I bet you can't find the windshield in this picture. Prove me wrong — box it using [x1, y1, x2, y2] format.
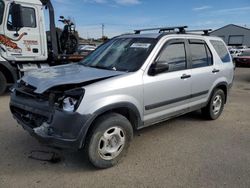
[239, 51, 250, 56]
[80, 38, 156, 72]
[0, 0, 4, 25]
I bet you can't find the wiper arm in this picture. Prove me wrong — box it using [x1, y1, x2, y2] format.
[89, 65, 113, 71]
[81, 64, 128, 72]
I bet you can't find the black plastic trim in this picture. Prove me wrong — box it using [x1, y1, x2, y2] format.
[93, 102, 142, 127]
[10, 92, 91, 150]
[145, 90, 209, 110]
[208, 82, 229, 104]
[77, 102, 143, 148]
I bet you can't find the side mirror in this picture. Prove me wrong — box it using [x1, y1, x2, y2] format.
[60, 16, 64, 19]
[11, 4, 24, 29]
[149, 61, 169, 76]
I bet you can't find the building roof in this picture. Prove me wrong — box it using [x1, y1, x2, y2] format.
[211, 24, 250, 34]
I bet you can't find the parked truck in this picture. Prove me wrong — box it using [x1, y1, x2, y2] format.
[0, 0, 83, 95]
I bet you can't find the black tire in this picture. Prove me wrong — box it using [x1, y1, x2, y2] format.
[86, 113, 133, 169]
[0, 72, 7, 95]
[202, 89, 225, 120]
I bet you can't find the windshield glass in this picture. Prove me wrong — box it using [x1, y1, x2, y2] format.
[80, 38, 156, 72]
[240, 51, 250, 56]
[0, 0, 4, 25]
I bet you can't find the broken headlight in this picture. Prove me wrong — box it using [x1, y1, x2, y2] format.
[61, 88, 85, 112]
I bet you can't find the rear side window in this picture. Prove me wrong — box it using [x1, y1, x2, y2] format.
[189, 42, 213, 68]
[210, 40, 231, 63]
[157, 43, 187, 72]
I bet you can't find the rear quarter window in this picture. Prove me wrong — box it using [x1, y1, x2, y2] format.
[210, 40, 231, 63]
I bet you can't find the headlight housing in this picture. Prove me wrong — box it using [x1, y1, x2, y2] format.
[61, 88, 85, 112]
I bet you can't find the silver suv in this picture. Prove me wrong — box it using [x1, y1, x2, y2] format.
[10, 26, 234, 168]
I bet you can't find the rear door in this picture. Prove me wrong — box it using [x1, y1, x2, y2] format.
[187, 39, 217, 106]
[209, 40, 234, 85]
[143, 39, 192, 125]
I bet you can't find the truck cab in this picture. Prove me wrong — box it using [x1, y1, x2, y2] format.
[0, 0, 48, 62]
[0, 0, 82, 95]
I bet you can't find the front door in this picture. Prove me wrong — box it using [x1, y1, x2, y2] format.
[3, 2, 43, 60]
[143, 39, 192, 126]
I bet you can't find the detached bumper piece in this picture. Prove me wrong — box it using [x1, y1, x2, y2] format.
[10, 92, 90, 150]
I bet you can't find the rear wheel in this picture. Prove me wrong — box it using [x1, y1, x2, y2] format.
[86, 113, 133, 169]
[0, 72, 7, 95]
[202, 89, 225, 120]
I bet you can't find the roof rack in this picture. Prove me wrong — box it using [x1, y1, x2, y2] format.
[134, 26, 188, 34]
[185, 29, 212, 36]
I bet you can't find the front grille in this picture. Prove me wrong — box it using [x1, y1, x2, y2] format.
[10, 106, 49, 129]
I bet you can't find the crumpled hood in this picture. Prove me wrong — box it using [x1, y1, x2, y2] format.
[21, 64, 125, 93]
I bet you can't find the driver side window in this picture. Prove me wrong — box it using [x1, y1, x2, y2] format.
[7, 9, 13, 30]
[157, 42, 187, 72]
[7, 5, 36, 31]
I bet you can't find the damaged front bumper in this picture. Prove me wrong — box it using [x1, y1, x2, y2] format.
[10, 91, 92, 150]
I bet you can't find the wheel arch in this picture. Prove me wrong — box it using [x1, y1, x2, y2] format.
[80, 102, 142, 148]
[0, 61, 17, 84]
[211, 82, 228, 104]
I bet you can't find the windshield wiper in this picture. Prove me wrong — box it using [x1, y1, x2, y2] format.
[81, 64, 128, 72]
[79, 63, 111, 70]
[89, 65, 114, 71]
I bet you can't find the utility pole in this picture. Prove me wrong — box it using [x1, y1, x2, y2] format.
[101, 23, 104, 38]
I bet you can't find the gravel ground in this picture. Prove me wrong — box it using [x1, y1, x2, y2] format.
[0, 68, 249, 188]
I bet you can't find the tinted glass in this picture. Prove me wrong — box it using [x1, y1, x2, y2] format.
[0, 0, 4, 25]
[206, 45, 213, 65]
[22, 7, 36, 27]
[190, 43, 213, 68]
[157, 43, 186, 72]
[8, 6, 36, 30]
[80, 38, 156, 72]
[210, 40, 231, 63]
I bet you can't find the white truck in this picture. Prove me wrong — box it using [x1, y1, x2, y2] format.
[0, 0, 82, 95]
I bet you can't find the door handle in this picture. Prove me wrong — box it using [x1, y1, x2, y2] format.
[181, 74, 191, 79]
[212, 69, 220, 73]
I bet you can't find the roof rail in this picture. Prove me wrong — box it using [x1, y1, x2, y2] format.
[134, 26, 188, 34]
[186, 29, 212, 36]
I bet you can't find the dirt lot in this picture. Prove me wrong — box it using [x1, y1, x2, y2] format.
[0, 68, 250, 188]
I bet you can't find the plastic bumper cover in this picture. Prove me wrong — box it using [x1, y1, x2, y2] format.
[10, 93, 92, 150]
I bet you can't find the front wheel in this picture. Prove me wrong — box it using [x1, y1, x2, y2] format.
[86, 113, 133, 169]
[202, 89, 225, 120]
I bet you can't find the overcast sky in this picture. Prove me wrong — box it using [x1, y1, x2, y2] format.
[49, 0, 250, 39]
